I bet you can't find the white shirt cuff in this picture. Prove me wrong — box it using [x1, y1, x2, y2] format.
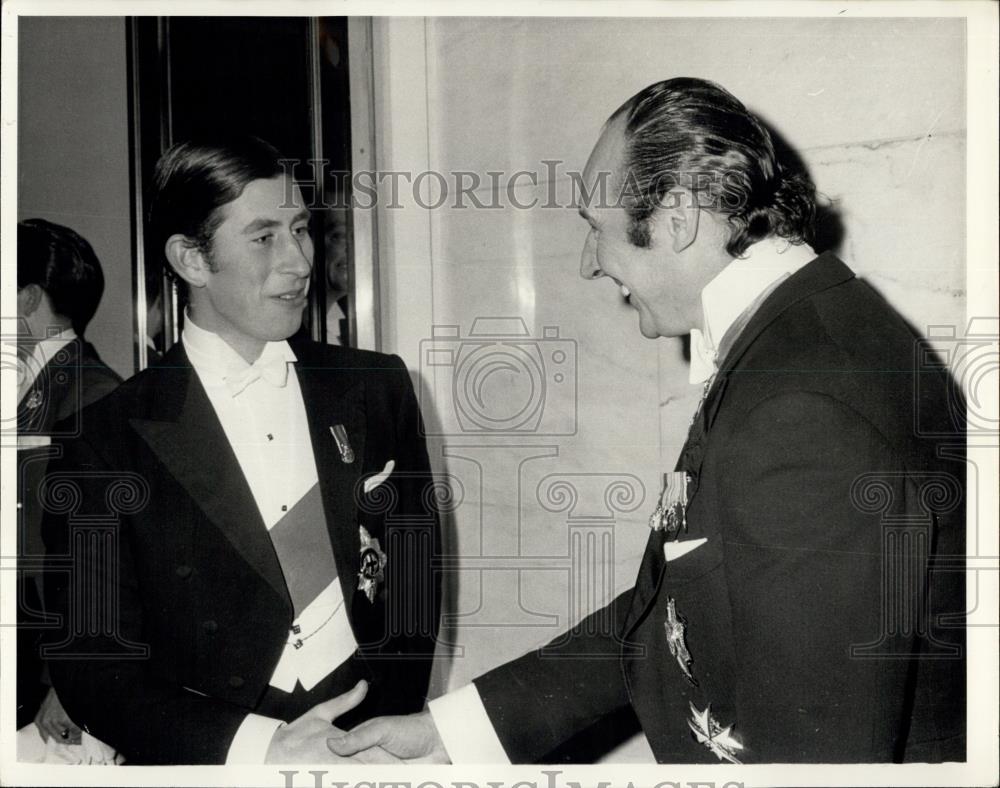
[225, 713, 285, 764]
[428, 684, 510, 764]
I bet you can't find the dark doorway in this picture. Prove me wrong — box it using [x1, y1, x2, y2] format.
[127, 16, 355, 369]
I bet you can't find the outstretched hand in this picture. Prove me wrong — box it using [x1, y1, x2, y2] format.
[327, 711, 449, 764]
[265, 680, 401, 764]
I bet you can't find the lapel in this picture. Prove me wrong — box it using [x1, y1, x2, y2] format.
[288, 338, 368, 622]
[128, 342, 291, 609]
[621, 253, 856, 639]
[714, 252, 855, 384]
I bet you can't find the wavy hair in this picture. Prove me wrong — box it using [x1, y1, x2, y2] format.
[611, 78, 816, 257]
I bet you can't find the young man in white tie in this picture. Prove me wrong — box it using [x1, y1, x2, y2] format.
[40, 137, 441, 764]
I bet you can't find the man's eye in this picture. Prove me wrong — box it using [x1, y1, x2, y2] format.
[251, 234, 273, 245]
[293, 225, 310, 237]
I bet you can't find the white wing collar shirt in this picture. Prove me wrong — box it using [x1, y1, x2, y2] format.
[688, 237, 817, 384]
[182, 316, 358, 762]
[427, 237, 819, 763]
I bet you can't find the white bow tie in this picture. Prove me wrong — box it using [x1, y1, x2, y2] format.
[224, 356, 290, 396]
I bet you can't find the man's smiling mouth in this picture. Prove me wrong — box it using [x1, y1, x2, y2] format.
[609, 277, 631, 299]
[273, 284, 309, 304]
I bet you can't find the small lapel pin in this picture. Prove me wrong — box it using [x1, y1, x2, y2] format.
[357, 525, 387, 603]
[24, 390, 43, 411]
[330, 424, 355, 464]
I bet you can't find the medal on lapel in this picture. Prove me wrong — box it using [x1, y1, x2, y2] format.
[664, 597, 697, 686]
[330, 424, 355, 464]
[357, 525, 387, 603]
[687, 702, 744, 764]
[648, 471, 690, 536]
[24, 389, 43, 411]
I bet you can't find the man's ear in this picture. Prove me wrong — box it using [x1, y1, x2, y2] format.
[656, 187, 701, 253]
[164, 235, 212, 289]
[17, 283, 44, 317]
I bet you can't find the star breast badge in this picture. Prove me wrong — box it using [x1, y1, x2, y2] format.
[357, 525, 387, 603]
[664, 597, 697, 686]
[687, 702, 744, 764]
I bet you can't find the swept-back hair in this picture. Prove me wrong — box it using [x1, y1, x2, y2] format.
[148, 136, 286, 277]
[17, 218, 106, 335]
[611, 78, 816, 257]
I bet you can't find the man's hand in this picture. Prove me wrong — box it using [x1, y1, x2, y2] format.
[265, 680, 400, 764]
[327, 711, 449, 763]
[34, 687, 82, 745]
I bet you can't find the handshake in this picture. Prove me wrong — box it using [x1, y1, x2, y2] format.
[264, 680, 451, 764]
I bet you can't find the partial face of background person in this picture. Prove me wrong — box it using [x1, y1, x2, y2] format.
[166, 174, 313, 361]
[326, 204, 350, 297]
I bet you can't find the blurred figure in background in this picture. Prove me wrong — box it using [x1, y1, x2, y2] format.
[324, 199, 351, 346]
[15, 218, 122, 761]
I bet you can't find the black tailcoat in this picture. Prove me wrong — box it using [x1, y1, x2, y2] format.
[42, 339, 441, 763]
[475, 254, 966, 763]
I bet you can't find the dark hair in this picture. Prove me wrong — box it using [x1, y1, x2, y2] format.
[147, 136, 286, 281]
[17, 219, 106, 335]
[611, 78, 816, 257]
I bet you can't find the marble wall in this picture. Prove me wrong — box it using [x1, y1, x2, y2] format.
[371, 16, 966, 762]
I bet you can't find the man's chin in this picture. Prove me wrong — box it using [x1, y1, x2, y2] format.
[259, 321, 305, 343]
[637, 315, 661, 340]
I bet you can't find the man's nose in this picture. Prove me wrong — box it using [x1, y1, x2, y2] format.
[283, 234, 313, 277]
[579, 231, 602, 280]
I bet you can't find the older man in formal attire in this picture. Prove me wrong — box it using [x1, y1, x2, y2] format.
[328, 77, 966, 764]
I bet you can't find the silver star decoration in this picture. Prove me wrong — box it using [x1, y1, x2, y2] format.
[357, 525, 387, 603]
[687, 702, 744, 764]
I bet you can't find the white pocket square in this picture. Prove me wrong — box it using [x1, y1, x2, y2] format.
[663, 537, 707, 562]
[363, 460, 395, 494]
